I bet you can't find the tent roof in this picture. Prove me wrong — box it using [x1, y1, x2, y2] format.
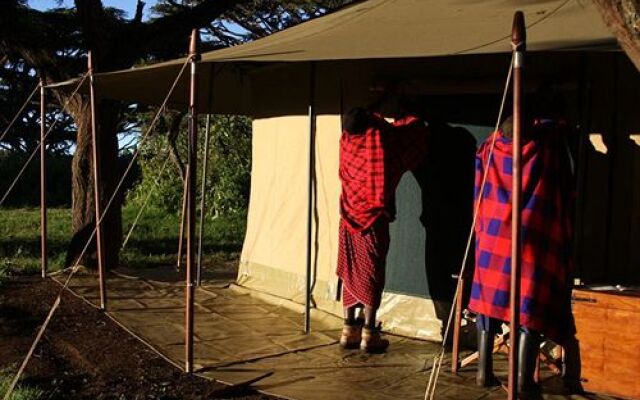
[47, 0, 618, 113]
[199, 0, 616, 62]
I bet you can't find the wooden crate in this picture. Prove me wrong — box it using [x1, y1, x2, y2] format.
[572, 288, 640, 399]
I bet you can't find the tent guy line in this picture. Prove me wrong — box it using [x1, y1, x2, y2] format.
[424, 53, 514, 400]
[0, 83, 40, 143]
[1, 57, 191, 400]
[452, 0, 571, 56]
[0, 73, 89, 208]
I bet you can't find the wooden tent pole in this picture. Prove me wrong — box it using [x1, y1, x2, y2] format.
[177, 170, 188, 270]
[304, 62, 317, 334]
[39, 77, 48, 279]
[185, 29, 200, 374]
[89, 50, 107, 311]
[508, 11, 526, 400]
[196, 114, 211, 286]
[451, 276, 464, 373]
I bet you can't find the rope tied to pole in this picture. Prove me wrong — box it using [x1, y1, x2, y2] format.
[423, 54, 514, 400]
[1, 58, 190, 400]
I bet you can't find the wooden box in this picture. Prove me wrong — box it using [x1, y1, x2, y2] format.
[572, 288, 640, 399]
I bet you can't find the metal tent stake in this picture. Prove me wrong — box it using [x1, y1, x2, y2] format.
[185, 29, 200, 374]
[40, 78, 48, 279]
[89, 51, 107, 311]
[304, 62, 317, 334]
[508, 11, 526, 400]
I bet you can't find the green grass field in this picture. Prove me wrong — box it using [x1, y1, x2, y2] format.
[0, 368, 45, 400]
[0, 207, 246, 283]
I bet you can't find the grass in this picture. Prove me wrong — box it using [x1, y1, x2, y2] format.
[0, 368, 45, 400]
[0, 206, 246, 281]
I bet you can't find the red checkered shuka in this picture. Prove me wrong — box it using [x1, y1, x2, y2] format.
[337, 112, 428, 308]
[337, 218, 390, 308]
[468, 120, 575, 344]
[338, 113, 428, 232]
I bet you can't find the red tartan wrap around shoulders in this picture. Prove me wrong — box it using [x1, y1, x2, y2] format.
[337, 112, 428, 308]
[339, 113, 428, 233]
[469, 120, 576, 344]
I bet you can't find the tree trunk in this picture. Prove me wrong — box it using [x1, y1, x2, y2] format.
[68, 95, 122, 269]
[594, 0, 640, 71]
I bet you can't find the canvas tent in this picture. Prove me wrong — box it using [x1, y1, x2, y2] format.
[49, 0, 640, 341]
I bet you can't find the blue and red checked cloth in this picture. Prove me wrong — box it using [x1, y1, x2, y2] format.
[468, 120, 576, 345]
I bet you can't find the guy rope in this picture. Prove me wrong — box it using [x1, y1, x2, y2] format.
[2, 56, 191, 400]
[424, 11, 528, 400]
[0, 84, 40, 143]
[423, 50, 515, 400]
[0, 74, 88, 207]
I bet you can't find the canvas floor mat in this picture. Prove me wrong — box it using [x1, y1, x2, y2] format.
[53, 268, 339, 371]
[53, 269, 616, 400]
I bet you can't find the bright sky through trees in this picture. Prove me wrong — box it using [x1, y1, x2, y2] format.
[31, 0, 158, 19]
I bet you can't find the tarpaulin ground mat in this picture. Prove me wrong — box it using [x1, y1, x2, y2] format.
[54, 269, 617, 400]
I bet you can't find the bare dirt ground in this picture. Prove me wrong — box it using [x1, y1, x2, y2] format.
[0, 276, 279, 400]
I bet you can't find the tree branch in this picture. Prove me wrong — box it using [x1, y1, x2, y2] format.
[593, 0, 640, 70]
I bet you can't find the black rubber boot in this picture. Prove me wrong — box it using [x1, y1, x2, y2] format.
[517, 330, 542, 399]
[476, 329, 496, 387]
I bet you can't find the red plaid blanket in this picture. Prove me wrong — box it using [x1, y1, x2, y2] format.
[337, 218, 390, 308]
[468, 120, 575, 344]
[337, 111, 428, 307]
[339, 112, 427, 232]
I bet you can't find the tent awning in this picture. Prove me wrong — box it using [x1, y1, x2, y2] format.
[47, 0, 618, 114]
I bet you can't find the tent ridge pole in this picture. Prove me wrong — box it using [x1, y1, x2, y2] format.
[89, 50, 107, 311]
[40, 76, 47, 279]
[304, 62, 317, 334]
[185, 29, 200, 374]
[508, 11, 526, 400]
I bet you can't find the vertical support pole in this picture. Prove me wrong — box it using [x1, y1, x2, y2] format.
[508, 11, 526, 400]
[177, 171, 188, 270]
[39, 78, 48, 279]
[304, 62, 316, 334]
[89, 50, 107, 311]
[451, 276, 464, 373]
[185, 29, 200, 374]
[196, 114, 212, 286]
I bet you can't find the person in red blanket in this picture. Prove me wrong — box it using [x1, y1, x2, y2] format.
[470, 88, 576, 395]
[337, 98, 428, 353]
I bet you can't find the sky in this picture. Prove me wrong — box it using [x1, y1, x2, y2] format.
[30, 0, 159, 19]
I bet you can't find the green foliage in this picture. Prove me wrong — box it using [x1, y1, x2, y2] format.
[120, 207, 246, 269]
[127, 114, 252, 218]
[0, 206, 246, 279]
[0, 208, 72, 278]
[0, 368, 46, 400]
[0, 152, 73, 207]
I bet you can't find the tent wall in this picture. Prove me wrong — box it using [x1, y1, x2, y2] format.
[575, 53, 640, 285]
[239, 51, 640, 341]
[238, 115, 444, 340]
